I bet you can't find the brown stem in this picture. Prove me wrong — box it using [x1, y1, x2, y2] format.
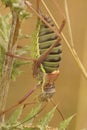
[0, 11, 21, 122]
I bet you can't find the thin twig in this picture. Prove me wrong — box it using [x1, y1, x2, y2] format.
[64, 0, 87, 79]
[64, 0, 74, 48]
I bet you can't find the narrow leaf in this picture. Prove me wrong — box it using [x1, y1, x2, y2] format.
[58, 114, 75, 130]
[22, 103, 42, 124]
[16, 45, 30, 55]
[8, 105, 24, 124]
[37, 106, 56, 130]
[0, 45, 5, 75]
[11, 60, 29, 80]
[0, 14, 10, 50]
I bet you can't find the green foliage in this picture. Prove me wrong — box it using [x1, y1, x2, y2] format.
[0, 46, 5, 76]
[0, 105, 24, 130]
[22, 103, 42, 124]
[7, 105, 24, 124]
[0, 14, 10, 50]
[0, 104, 74, 130]
[0, 14, 11, 76]
[15, 45, 30, 56]
[37, 106, 56, 130]
[11, 45, 30, 80]
[11, 60, 28, 80]
[58, 114, 75, 130]
[1, 0, 31, 20]
[0, 104, 42, 130]
[1, 0, 24, 10]
[0, 13, 30, 80]
[19, 30, 31, 40]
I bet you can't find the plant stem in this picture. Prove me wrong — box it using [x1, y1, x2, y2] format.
[0, 11, 21, 122]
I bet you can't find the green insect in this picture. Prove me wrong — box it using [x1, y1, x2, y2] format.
[28, 0, 65, 102]
[0, 0, 65, 120]
[0, 1, 87, 128]
[32, 15, 63, 102]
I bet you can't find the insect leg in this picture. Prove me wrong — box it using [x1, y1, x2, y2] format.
[0, 86, 37, 116]
[51, 98, 64, 120]
[6, 52, 35, 62]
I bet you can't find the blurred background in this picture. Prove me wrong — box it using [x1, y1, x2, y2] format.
[0, 0, 87, 130]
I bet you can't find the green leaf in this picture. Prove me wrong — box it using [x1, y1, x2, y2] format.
[12, 104, 42, 130]
[11, 42, 31, 81]
[37, 106, 56, 130]
[0, 122, 11, 130]
[16, 45, 30, 55]
[7, 105, 24, 124]
[0, 45, 5, 76]
[22, 103, 42, 124]
[18, 29, 31, 40]
[2, 0, 32, 20]
[11, 60, 29, 80]
[58, 114, 75, 130]
[0, 14, 11, 50]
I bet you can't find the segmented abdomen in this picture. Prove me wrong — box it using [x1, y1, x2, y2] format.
[38, 16, 62, 73]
